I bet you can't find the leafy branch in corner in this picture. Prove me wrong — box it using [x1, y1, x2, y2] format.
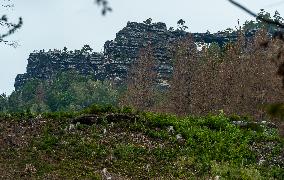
[95, 0, 112, 15]
[1, 0, 23, 47]
[228, 0, 284, 29]
[229, 0, 284, 123]
[0, 15, 23, 47]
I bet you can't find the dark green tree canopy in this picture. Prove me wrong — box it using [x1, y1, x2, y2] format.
[177, 19, 188, 31]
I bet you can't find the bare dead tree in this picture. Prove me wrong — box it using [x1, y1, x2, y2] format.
[227, 1, 284, 136]
[190, 30, 284, 120]
[165, 35, 199, 116]
[119, 45, 158, 111]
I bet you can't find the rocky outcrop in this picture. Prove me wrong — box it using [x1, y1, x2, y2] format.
[103, 21, 183, 82]
[15, 49, 105, 90]
[14, 20, 250, 90]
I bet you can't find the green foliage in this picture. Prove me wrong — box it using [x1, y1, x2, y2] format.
[113, 144, 146, 160]
[0, 109, 283, 179]
[242, 10, 284, 32]
[42, 111, 78, 120]
[177, 19, 188, 31]
[37, 133, 59, 152]
[206, 42, 223, 61]
[211, 162, 262, 180]
[0, 93, 8, 112]
[5, 71, 119, 113]
[265, 103, 284, 121]
[82, 103, 119, 115]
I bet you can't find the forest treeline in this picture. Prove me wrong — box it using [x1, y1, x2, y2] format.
[1, 30, 283, 118]
[1, 11, 284, 132]
[0, 72, 119, 112]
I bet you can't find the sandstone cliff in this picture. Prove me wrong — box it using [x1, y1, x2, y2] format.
[15, 20, 246, 90]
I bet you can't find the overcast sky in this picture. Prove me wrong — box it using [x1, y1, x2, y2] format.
[1, 0, 284, 94]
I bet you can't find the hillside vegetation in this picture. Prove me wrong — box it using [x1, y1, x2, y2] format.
[0, 105, 283, 179]
[2, 14, 284, 179]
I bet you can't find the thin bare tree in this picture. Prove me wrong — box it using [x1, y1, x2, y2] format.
[120, 45, 158, 111]
[165, 35, 199, 116]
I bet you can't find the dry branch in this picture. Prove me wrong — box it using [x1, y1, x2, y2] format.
[228, 0, 284, 28]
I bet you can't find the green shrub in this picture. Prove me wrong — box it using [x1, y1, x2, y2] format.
[211, 162, 262, 180]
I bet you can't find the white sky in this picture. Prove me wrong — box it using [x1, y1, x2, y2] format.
[1, 0, 284, 94]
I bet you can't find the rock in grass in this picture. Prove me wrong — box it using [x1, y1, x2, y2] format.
[72, 115, 100, 125]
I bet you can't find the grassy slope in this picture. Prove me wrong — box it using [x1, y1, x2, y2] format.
[0, 107, 283, 179]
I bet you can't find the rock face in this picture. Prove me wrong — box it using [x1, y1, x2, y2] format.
[14, 21, 243, 90]
[15, 49, 105, 90]
[103, 21, 186, 83]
